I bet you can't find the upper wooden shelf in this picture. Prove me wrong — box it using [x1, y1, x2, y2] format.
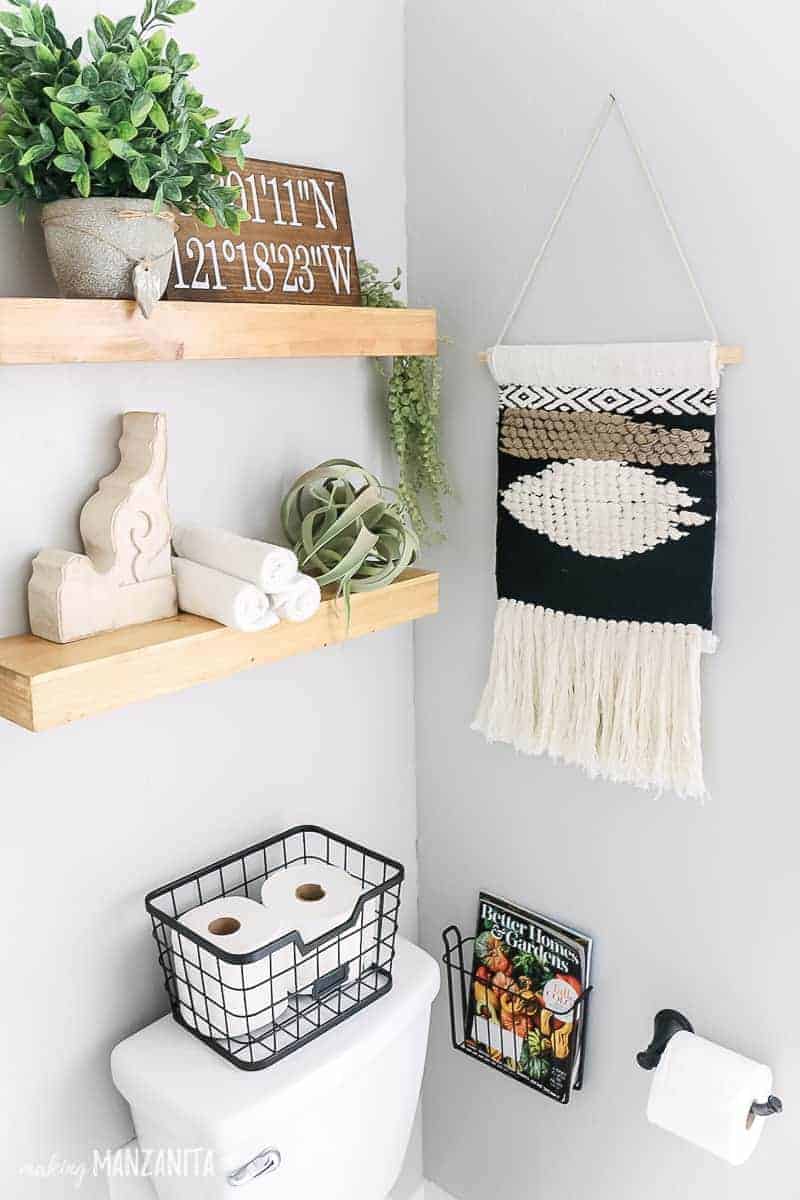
[0, 299, 438, 365]
[0, 568, 438, 732]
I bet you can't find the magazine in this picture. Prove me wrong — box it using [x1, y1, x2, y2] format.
[465, 892, 592, 1104]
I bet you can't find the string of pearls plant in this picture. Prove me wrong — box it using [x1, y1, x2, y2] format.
[281, 459, 419, 626]
[359, 260, 451, 543]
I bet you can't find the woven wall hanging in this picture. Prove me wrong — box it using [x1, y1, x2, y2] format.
[473, 96, 732, 798]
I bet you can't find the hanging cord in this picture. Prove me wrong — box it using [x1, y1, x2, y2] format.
[495, 94, 615, 346]
[40, 208, 176, 267]
[613, 96, 717, 342]
[494, 93, 718, 346]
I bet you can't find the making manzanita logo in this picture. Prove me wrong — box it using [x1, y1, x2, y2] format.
[19, 1145, 216, 1188]
[19, 1156, 89, 1190]
[95, 1145, 216, 1179]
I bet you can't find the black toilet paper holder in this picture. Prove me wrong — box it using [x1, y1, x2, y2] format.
[637, 1009, 783, 1120]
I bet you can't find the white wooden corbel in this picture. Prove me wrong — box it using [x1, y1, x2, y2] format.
[28, 412, 177, 643]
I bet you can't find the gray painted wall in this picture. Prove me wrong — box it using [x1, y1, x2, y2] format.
[0, 3, 422, 1196]
[406, 2, 798, 1197]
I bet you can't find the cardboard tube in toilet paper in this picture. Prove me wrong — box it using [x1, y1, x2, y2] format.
[171, 896, 292, 1040]
[647, 1030, 773, 1165]
[259, 863, 372, 990]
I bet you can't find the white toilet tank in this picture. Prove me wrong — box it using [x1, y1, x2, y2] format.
[111, 936, 439, 1200]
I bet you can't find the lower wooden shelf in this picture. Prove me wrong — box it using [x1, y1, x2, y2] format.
[0, 568, 438, 732]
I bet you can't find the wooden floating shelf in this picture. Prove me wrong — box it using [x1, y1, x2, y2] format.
[0, 569, 439, 732]
[0, 298, 438, 365]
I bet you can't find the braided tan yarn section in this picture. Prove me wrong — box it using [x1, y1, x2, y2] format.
[500, 410, 711, 467]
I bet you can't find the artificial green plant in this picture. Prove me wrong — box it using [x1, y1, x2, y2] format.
[358, 259, 450, 543]
[0, 0, 250, 228]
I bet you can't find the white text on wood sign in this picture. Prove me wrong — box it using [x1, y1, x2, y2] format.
[166, 158, 360, 305]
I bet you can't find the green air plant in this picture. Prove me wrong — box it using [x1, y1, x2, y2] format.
[281, 459, 419, 628]
[0, 0, 250, 228]
[358, 259, 450, 543]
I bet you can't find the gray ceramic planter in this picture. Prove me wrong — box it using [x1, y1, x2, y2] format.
[40, 196, 176, 317]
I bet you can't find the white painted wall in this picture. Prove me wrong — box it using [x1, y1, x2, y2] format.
[0, 3, 422, 1197]
[406, 2, 799, 1197]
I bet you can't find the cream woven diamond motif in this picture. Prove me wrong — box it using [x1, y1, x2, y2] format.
[501, 459, 710, 559]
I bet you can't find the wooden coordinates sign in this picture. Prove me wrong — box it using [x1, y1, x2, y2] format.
[166, 158, 360, 305]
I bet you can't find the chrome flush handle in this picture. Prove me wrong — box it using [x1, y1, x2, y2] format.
[228, 1147, 282, 1187]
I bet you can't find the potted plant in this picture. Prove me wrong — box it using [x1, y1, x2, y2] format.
[0, 0, 250, 315]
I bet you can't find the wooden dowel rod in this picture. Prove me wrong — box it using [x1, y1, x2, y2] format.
[478, 345, 743, 365]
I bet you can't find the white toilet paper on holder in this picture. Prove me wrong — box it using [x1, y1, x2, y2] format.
[646, 1030, 774, 1165]
[171, 896, 292, 1041]
[260, 862, 377, 993]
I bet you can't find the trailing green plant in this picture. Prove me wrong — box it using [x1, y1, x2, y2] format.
[358, 259, 450, 542]
[281, 459, 419, 628]
[385, 353, 448, 541]
[0, 0, 250, 227]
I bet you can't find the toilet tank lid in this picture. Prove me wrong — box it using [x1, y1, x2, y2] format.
[111, 936, 439, 1151]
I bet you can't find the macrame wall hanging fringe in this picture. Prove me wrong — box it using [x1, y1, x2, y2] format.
[472, 95, 730, 799]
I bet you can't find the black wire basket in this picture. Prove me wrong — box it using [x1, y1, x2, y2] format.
[146, 826, 404, 1070]
[443, 925, 591, 1102]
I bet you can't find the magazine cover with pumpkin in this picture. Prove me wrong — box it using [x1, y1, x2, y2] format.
[466, 892, 591, 1104]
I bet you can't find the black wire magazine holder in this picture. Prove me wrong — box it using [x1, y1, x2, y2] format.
[443, 925, 592, 1102]
[146, 826, 403, 1071]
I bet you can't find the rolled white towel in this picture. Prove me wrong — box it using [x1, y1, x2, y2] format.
[173, 558, 279, 633]
[269, 573, 322, 623]
[172, 525, 298, 593]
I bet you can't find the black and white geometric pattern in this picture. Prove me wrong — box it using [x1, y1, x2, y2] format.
[498, 383, 718, 417]
[495, 374, 717, 627]
[475, 343, 720, 797]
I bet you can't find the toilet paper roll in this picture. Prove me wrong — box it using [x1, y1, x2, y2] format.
[260, 863, 374, 991]
[171, 896, 292, 1040]
[647, 1030, 773, 1165]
